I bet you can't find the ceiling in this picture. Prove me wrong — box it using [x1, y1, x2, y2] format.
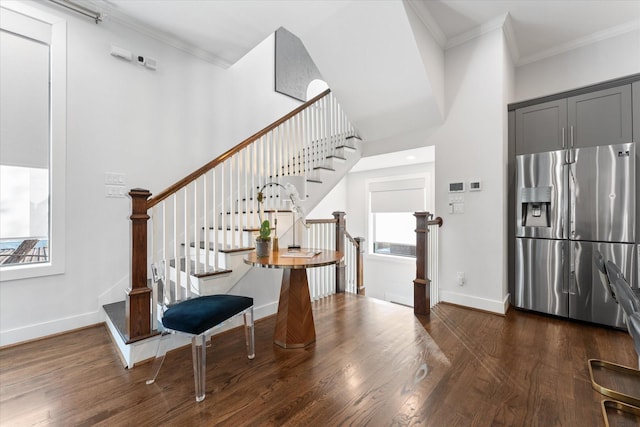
[95, 0, 640, 68]
[83, 0, 639, 168]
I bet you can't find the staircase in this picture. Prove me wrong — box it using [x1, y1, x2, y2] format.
[104, 89, 362, 367]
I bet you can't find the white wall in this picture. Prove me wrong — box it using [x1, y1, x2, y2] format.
[345, 162, 434, 304]
[515, 29, 640, 102]
[0, 2, 300, 346]
[427, 28, 510, 314]
[224, 33, 301, 151]
[308, 177, 348, 219]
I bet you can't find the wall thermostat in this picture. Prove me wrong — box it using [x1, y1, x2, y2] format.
[469, 180, 482, 191]
[449, 182, 464, 192]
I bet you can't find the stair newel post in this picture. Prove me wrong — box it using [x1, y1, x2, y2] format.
[354, 237, 365, 295]
[413, 212, 430, 316]
[127, 188, 153, 341]
[333, 211, 346, 293]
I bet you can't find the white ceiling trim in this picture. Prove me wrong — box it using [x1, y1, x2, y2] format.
[403, 0, 446, 48]
[85, 0, 231, 68]
[516, 18, 640, 66]
[502, 13, 519, 65]
[445, 12, 508, 51]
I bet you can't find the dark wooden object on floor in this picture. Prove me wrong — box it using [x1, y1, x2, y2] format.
[1, 296, 635, 426]
[127, 188, 153, 342]
[274, 269, 316, 348]
[244, 249, 342, 348]
[413, 212, 442, 316]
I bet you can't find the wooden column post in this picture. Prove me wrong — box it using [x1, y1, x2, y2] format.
[127, 188, 153, 342]
[354, 237, 365, 295]
[333, 211, 346, 293]
[413, 212, 430, 316]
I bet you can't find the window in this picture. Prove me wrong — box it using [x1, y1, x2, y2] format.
[372, 212, 416, 257]
[369, 177, 428, 259]
[0, 4, 66, 280]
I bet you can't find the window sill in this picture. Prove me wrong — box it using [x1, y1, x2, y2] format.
[366, 252, 415, 265]
[0, 262, 64, 282]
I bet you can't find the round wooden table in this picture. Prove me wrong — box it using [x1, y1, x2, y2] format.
[244, 249, 343, 348]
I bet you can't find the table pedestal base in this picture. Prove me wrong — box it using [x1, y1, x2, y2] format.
[274, 269, 316, 348]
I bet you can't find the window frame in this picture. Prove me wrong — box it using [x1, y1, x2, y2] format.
[366, 173, 430, 263]
[0, 2, 66, 281]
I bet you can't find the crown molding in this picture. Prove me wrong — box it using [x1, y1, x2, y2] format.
[502, 13, 519, 64]
[403, 0, 446, 48]
[516, 18, 640, 66]
[445, 12, 508, 50]
[84, 0, 232, 68]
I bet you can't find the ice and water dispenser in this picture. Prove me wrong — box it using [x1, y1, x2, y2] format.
[520, 187, 552, 228]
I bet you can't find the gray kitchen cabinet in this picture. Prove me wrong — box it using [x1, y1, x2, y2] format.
[515, 84, 632, 155]
[568, 84, 632, 148]
[515, 99, 566, 155]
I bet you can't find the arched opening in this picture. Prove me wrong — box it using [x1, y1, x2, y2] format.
[306, 79, 329, 101]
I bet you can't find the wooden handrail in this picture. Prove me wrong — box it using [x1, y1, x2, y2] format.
[147, 88, 332, 209]
[344, 230, 359, 248]
[428, 217, 443, 227]
[305, 218, 338, 225]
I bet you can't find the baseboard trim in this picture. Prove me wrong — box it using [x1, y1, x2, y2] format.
[439, 290, 509, 315]
[0, 310, 102, 348]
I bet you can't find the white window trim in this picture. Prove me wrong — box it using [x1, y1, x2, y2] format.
[366, 172, 431, 261]
[0, 2, 66, 281]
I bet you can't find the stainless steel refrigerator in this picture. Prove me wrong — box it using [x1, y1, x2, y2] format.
[515, 142, 637, 328]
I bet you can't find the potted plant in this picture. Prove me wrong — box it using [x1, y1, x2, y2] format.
[255, 190, 272, 257]
[255, 219, 271, 257]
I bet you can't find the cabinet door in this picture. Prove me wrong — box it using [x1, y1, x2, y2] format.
[515, 99, 567, 155]
[568, 84, 632, 148]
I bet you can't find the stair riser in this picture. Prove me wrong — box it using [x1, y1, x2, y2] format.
[206, 229, 256, 247]
[187, 247, 227, 269]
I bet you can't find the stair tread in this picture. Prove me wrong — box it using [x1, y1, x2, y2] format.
[169, 258, 232, 277]
[219, 246, 256, 254]
[208, 226, 260, 231]
[326, 155, 347, 160]
[313, 165, 335, 171]
[185, 241, 255, 254]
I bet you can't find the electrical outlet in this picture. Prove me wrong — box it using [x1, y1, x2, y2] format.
[456, 272, 465, 286]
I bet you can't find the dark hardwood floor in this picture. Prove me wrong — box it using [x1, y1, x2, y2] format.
[1, 294, 637, 426]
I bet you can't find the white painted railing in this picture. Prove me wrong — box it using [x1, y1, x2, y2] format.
[127, 90, 358, 340]
[305, 216, 364, 300]
[427, 220, 440, 308]
[305, 219, 336, 300]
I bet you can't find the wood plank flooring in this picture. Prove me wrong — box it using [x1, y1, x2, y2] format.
[1, 294, 637, 426]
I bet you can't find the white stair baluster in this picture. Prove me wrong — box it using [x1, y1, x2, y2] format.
[203, 172, 210, 271]
[212, 169, 218, 270]
[183, 187, 191, 296]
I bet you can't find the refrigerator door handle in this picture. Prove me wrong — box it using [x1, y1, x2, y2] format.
[561, 242, 569, 293]
[568, 163, 576, 239]
[561, 127, 565, 149]
[569, 271, 577, 295]
[568, 242, 576, 295]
